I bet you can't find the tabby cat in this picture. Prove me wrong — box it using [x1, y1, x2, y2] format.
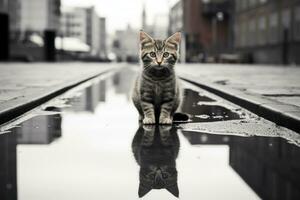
[131, 125, 180, 197]
[132, 31, 181, 124]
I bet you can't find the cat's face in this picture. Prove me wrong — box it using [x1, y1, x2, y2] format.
[139, 31, 181, 75]
[139, 165, 179, 197]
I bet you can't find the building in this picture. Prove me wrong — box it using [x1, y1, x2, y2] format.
[234, 0, 300, 64]
[113, 25, 139, 62]
[141, 5, 168, 39]
[61, 7, 106, 57]
[169, 0, 185, 61]
[152, 14, 169, 39]
[169, 0, 183, 34]
[141, 4, 147, 32]
[169, 0, 233, 62]
[0, 0, 21, 40]
[61, 7, 88, 46]
[20, 0, 61, 34]
[99, 17, 107, 58]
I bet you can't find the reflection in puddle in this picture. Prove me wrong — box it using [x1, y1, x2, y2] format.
[0, 68, 300, 200]
[132, 125, 179, 197]
[181, 88, 242, 122]
[182, 130, 300, 199]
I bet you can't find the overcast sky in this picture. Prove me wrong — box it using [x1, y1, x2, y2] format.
[62, 0, 178, 34]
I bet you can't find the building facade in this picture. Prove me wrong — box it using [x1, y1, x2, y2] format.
[61, 7, 87, 44]
[0, 0, 22, 40]
[20, 0, 61, 33]
[61, 7, 106, 57]
[99, 17, 107, 58]
[113, 25, 139, 62]
[234, 0, 300, 64]
[169, 0, 233, 62]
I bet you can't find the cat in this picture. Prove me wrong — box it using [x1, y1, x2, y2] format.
[132, 31, 182, 125]
[131, 125, 180, 198]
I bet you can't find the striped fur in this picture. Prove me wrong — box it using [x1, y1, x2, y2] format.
[132, 31, 181, 124]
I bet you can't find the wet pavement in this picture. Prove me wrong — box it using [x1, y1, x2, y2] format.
[1, 67, 300, 200]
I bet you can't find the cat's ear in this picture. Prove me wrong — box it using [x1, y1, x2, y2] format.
[140, 30, 154, 43]
[138, 183, 151, 197]
[166, 183, 179, 197]
[166, 32, 181, 45]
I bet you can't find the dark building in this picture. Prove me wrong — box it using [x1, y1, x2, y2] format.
[234, 0, 300, 64]
[0, 131, 17, 200]
[169, 0, 233, 62]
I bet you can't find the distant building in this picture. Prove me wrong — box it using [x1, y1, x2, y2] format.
[152, 14, 169, 39]
[61, 7, 88, 46]
[0, 0, 22, 40]
[141, 5, 168, 39]
[234, 0, 300, 64]
[141, 4, 147, 32]
[0, 0, 6, 13]
[99, 17, 107, 58]
[169, 0, 183, 34]
[8, 0, 21, 39]
[20, 0, 61, 33]
[169, 0, 185, 62]
[169, 0, 233, 62]
[113, 25, 139, 62]
[61, 7, 106, 57]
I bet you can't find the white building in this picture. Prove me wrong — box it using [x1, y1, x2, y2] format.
[99, 17, 107, 58]
[20, 0, 61, 33]
[113, 25, 139, 62]
[152, 13, 169, 39]
[61, 7, 87, 44]
[61, 6, 106, 57]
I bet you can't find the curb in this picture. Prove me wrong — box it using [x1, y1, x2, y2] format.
[180, 76, 300, 134]
[0, 68, 119, 126]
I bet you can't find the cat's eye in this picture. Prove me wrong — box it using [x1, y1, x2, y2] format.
[163, 52, 169, 58]
[150, 52, 156, 57]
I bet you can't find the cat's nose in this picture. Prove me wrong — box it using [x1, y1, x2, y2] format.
[157, 61, 162, 65]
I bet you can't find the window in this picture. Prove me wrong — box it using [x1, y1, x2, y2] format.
[241, 21, 247, 47]
[249, 18, 256, 46]
[234, 23, 240, 47]
[281, 9, 291, 42]
[293, 6, 300, 41]
[258, 15, 267, 45]
[269, 12, 278, 44]
[282, 9, 290, 29]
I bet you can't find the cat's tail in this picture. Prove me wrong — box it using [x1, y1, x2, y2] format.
[173, 112, 190, 122]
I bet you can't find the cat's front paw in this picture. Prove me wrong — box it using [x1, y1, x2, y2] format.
[143, 117, 155, 124]
[159, 117, 173, 125]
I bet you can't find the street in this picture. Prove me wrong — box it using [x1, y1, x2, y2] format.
[0, 63, 300, 200]
[1, 0, 300, 199]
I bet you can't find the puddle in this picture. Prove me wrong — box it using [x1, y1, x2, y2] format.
[0, 67, 300, 200]
[180, 87, 243, 123]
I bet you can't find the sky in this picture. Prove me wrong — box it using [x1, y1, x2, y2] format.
[62, 0, 179, 34]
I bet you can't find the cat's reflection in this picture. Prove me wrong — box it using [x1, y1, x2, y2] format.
[132, 125, 180, 198]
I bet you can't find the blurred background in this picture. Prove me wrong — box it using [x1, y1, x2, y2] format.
[0, 0, 299, 64]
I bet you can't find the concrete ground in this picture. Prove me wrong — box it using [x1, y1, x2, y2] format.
[177, 63, 300, 132]
[0, 62, 126, 124]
